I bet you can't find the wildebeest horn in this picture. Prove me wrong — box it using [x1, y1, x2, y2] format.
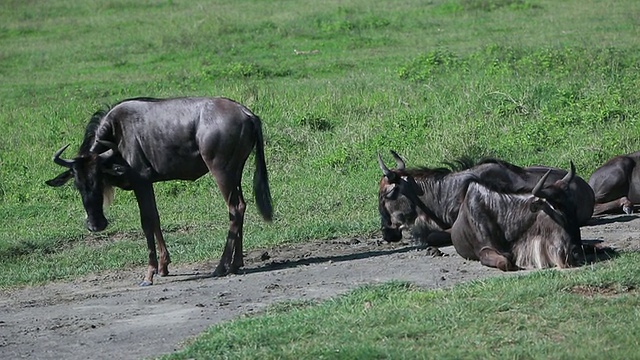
[378, 153, 392, 177]
[96, 140, 118, 153]
[52, 144, 75, 168]
[390, 150, 406, 170]
[561, 161, 576, 184]
[532, 169, 551, 197]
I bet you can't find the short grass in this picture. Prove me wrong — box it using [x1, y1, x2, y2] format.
[3, 0, 640, 357]
[163, 252, 640, 359]
[0, 0, 640, 287]
[1, 0, 639, 288]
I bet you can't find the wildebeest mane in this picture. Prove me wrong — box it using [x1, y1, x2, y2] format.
[441, 156, 477, 172]
[394, 156, 479, 180]
[395, 166, 452, 180]
[79, 109, 109, 155]
[476, 157, 528, 176]
[115, 96, 164, 105]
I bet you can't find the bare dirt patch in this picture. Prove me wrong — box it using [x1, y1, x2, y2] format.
[567, 284, 636, 297]
[0, 214, 638, 360]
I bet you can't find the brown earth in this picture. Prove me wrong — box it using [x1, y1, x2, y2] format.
[0, 214, 638, 360]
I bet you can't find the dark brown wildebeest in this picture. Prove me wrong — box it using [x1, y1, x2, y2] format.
[46, 97, 273, 286]
[588, 151, 640, 215]
[451, 166, 579, 270]
[377, 151, 592, 245]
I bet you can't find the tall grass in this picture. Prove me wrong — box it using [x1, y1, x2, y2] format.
[1, 0, 639, 287]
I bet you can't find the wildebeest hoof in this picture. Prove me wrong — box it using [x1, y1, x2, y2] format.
[424, 246, 444, 257]
[139, 280, 153, 287]
[623, 206, 633, 214]
[158, 268, 169, 277]
[212, 265, 230, 277]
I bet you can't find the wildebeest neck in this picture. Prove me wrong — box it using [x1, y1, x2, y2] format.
[411, 170, 478, 227]
[79, 109, 109, 155]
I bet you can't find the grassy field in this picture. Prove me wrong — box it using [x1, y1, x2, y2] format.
[2, 0, 640, 357]
[164, 253, 640, 359]
[2, 0, 639, 287]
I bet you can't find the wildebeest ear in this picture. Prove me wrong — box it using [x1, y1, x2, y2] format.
[529, 198, 546, 213]
[45, 170, 73, 187]
[103, 164, 126, 177]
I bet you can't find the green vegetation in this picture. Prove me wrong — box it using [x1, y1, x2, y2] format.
[1, 0, 639, 288]
[164, 253, 640, 359]
[0, 0, 640, 287]
[2, 0, 640, 357]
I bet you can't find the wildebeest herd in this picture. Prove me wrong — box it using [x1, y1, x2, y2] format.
[46, 96, 636, 284]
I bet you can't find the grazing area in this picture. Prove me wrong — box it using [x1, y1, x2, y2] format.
[0, 218, 637, 359]
[1, 0, 640, 358]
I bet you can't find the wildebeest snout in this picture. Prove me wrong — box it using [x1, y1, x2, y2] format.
[85, 216, 108, 232]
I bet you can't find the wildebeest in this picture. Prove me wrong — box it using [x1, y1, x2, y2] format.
[451, 167, 580, 270]
[588, 151, 640, 215]
[377, 151, 593, 244]
[46, 97, 273, 286]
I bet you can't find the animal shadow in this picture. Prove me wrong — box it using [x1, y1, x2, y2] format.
[171, 243, 426, 283]
[574, 239, 619, 266]
[586, 214, 637, 226]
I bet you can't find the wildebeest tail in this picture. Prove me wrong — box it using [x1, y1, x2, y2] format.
[252, 115, 274, 222]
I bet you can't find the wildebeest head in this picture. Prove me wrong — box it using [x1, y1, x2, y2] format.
[378, 151, 441, 242]
[46, 143, 127, 232]
[527, 161, 581, 244]
[507, 162, 581, 269]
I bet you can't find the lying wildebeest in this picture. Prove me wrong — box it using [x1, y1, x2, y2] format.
[378, 151, 593, 244]
[46, 97, 273, 285]
[588, 151, 640, 215]
[451, 167, 579, 270]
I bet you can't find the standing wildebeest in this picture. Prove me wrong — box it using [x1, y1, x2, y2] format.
[451, 167, 580, 270]
[588, 151, 640, 215]
[46, 97, 273, 286]
[378, 151, 592, 244]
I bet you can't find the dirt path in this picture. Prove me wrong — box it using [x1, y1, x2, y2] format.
[1, 214, 638, 360]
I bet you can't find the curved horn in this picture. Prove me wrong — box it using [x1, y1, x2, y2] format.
[52, 144, 75, 168]
[96, 140, 118, 154]
[378, 153, 392, 177]
[532, 169, 551, 197]
[561, 161, 575, 184]
[390, 150, 406, 170]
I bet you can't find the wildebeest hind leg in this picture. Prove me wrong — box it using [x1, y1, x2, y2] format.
[478, 247, 516, 271]
[593, 197, 633, 215]
[211, 171, 247, 277]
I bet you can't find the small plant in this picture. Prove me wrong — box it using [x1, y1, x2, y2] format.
[295, 112, 334, 131]
[461, 0, 539, 12]
[397, 49, 461, 82]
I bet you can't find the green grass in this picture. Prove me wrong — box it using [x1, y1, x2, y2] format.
[163, 252, 640, 359]
[1, 0, 639, 288]
[3, 0, 640, 357]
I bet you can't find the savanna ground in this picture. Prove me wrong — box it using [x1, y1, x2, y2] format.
[2, 0, 640, 358]
[0, 215, 636, 360]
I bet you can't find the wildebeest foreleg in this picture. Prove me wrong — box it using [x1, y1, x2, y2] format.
[478, 247, 518, 271]
[593, 196, 633, 215]
[134, 184, 171, 286]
